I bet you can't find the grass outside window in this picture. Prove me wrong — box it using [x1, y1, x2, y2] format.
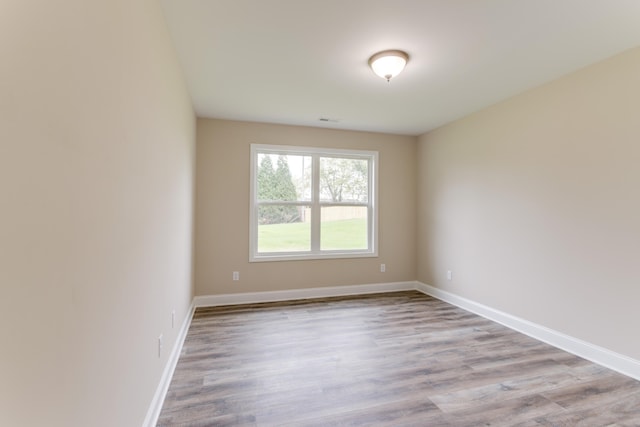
[258, 218, 367, 252]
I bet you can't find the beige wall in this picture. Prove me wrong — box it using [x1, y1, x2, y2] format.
[0, 1, 195, 426]
[417, 47, 640, 360]
[196, 119, 417, 295]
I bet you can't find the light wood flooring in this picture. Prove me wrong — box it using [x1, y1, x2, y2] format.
[158, 291, 640, 426]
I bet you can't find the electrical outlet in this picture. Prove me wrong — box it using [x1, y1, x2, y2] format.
[232, 271, 239, 281]
[380, 263, 386, 273]
[158, 334, 163, 358]
[447, 270, 452, 281]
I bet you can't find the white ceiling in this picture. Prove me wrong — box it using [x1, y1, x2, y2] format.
[160, 0, 640, 136]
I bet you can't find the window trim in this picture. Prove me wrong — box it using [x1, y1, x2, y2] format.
[249, 144, 378, 262]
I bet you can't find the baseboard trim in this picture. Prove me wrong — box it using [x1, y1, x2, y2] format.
[414, 281, 640, 381]
[194, 281, 416, 307]
[142, 302, 195, 427]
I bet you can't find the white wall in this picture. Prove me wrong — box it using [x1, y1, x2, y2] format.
[417, 47, 640, 361]
[0, 1, 195, 426]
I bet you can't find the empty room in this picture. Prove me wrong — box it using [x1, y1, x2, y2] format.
[3, 1, 640, 426]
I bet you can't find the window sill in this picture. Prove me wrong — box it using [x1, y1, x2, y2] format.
[250, 251, 378, 263]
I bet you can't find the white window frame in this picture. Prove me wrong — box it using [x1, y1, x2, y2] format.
[250, 144, 378, 262]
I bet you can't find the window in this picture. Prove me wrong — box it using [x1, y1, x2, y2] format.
[250, 144, 378, 262]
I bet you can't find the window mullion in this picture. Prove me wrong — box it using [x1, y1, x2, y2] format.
[311, 155, 321, 252]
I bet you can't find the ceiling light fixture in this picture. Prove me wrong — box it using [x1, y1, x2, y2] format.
[368, 50, 409, 82]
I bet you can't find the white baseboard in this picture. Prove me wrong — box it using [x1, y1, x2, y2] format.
[142, 302, 195, 427]
[414, 281, 640, 382]
[193, 281, 416, 307]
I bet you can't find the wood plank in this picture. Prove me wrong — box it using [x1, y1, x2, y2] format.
[157, 291, 640, 426]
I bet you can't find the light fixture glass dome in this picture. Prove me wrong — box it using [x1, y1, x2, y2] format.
[368, 50, 409, 82]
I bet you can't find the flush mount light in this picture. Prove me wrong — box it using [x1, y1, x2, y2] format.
[368, 49, 409, 82]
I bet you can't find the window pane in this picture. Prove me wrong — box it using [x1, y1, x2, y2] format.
[251, 144, 377, 261]
[258, 205, 310, 252]
[320, 206, 368, 250]
[319, 157, 368, 203]
[257, 153, 311, 202]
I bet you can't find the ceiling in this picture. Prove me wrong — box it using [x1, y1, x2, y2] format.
[159, 0, 640, 136]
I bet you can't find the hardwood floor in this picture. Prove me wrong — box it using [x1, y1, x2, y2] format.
[157, 291, 640, 426]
